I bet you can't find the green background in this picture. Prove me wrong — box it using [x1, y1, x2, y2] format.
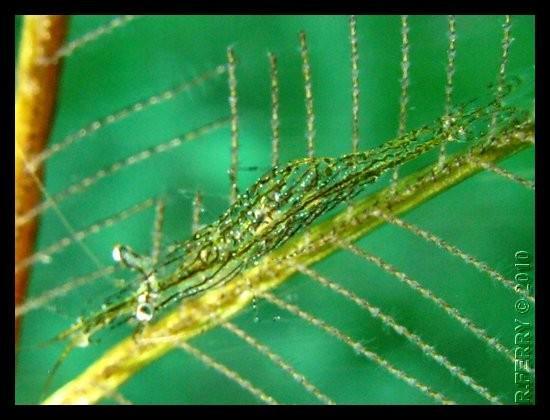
[16, 15, 535, 404]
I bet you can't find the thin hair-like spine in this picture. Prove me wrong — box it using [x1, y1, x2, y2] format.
[268, 52, 281, 168]
[438, 15, 457, 167]
[349, 15, 361, 153]
[391, 15, 411, 189]
[299, 31, 316, 158]
[227, 47, 240, 204]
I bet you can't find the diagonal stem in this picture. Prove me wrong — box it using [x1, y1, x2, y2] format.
[42, 121, 534, 404]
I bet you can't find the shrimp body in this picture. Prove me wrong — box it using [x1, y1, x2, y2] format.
[58, 102, 506, 345]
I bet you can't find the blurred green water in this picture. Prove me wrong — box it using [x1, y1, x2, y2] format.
[15, 15, 534, 404]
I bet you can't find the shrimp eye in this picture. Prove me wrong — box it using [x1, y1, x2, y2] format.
[112, 244, 124, 263]
[136, 302, 154, 322]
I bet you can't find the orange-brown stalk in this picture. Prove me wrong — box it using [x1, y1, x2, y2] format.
[15, 15, 69, 342]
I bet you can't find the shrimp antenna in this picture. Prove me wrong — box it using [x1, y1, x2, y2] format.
[40, 341, 77, 402]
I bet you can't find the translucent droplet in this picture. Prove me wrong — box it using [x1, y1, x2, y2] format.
[442, 115, 453, 130]
[199, 248, 211, 263]
[271, 191, 281, 203]
[146, 274, 158, 291]
[73, 331, 90, 348]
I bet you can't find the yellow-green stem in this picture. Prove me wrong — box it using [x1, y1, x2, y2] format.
[43, 121, 534, 404]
